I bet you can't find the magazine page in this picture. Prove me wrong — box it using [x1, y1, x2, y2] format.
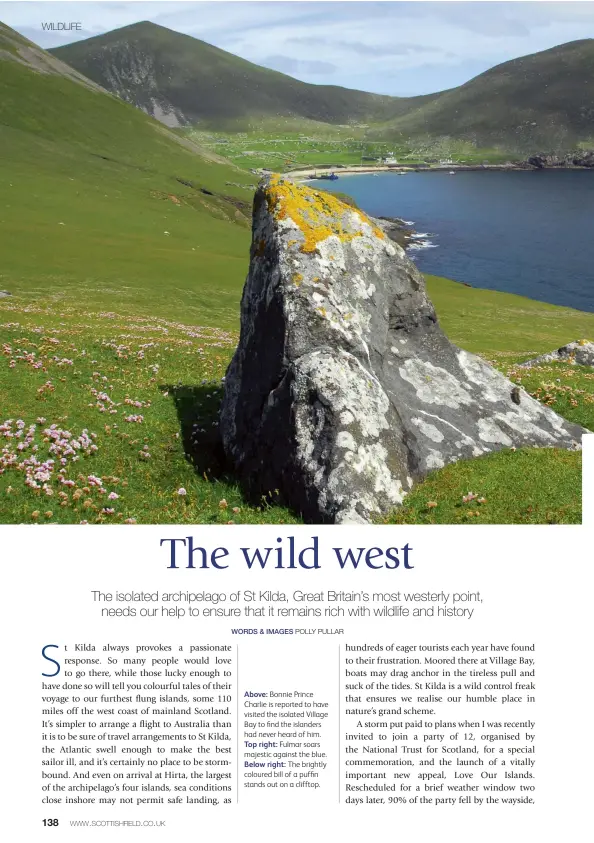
[1, 0, 593, 840]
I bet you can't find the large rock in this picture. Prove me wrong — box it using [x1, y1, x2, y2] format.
[220, 175, 585, 523]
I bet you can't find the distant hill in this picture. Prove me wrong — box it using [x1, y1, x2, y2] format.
[49, 22, 594, 152]
[49, 21, 402, 129]
[371, 39, 594, 152]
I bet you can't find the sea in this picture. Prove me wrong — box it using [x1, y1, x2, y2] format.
[317, 169, 594, 313]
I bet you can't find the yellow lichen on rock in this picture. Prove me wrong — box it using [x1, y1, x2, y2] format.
[265, 174, 384, 254]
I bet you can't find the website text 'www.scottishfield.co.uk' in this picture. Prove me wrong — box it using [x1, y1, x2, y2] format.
[69, 820, 166, 827]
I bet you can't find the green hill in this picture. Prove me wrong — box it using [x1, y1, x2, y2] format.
[0, 22, 299, 524]
[0, 21, 256, 325]
[50, 22, 594, 152]
[370, 39, 594, 152]
[49, 21, 400, 129]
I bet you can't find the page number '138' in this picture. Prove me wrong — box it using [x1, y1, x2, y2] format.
[43, 819, 59, 827]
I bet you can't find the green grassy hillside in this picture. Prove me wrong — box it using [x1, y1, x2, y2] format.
[0, 23, 256, 327]
[369, 39, 594, 152]
[0, 23, 292, 524]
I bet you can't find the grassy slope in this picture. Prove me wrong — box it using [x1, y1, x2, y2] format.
[187, 127, 436, 173]
[0, 24, 294, 525]
[0, 38, 258, 328]
[425, 276, 594, 356]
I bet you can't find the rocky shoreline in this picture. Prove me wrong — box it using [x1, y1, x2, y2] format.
[289, 152, 594, 180]
[523, 151, 594, 169]
[374, 216, 416, 250]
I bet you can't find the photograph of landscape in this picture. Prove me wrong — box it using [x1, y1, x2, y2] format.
[1, 0, 593, 525]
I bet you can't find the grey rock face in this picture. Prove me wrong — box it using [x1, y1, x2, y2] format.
[526, 152, 594, 169]
[220, 175, 585, 523]
[519, 340, 594, 368]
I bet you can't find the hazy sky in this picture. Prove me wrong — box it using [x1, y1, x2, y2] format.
[2, 1, 594, 95]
